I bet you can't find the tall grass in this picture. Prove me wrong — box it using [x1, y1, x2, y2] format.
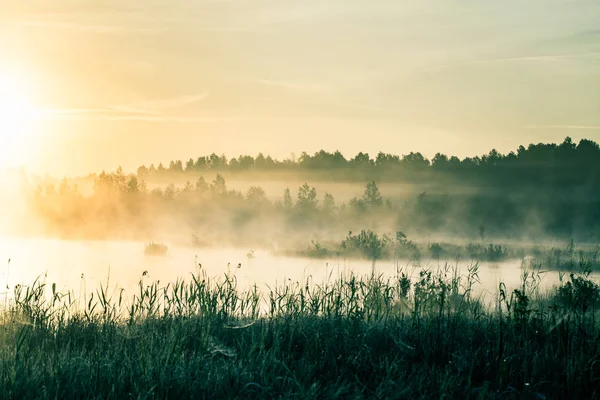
[1, 265, 599, 399]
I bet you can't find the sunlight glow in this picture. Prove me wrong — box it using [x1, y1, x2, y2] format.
[0, 73, 38, 166]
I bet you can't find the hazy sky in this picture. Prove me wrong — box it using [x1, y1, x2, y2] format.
[1, 0, 600, 175]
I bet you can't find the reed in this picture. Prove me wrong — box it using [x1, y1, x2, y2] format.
[0, 264, 599, 399]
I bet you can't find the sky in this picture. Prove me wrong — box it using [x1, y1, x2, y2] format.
[1, 0, 600, 175]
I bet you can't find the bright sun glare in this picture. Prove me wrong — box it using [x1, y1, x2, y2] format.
[0, 73, 37, 166]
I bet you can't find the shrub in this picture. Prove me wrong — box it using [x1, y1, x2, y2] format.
[553, 271, 600, 312]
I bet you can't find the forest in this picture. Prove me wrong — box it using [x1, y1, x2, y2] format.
[135, 136, 600, 190]
[14, 137, 599, 248]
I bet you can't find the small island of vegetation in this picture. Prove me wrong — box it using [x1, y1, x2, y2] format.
[144, 242, 168, 256]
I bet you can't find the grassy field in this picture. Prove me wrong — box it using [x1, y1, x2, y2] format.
[1, 264, 600, 399]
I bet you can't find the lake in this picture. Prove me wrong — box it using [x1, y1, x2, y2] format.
[0, 237, 586, 308]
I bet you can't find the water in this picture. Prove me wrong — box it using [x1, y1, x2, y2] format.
[0, 237, 588, 305]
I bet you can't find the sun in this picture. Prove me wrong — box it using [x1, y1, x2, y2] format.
[0, 73, 38, 166]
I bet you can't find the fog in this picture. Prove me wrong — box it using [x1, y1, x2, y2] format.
[1, 138, 600, 301]
[2, 237, 593, 308]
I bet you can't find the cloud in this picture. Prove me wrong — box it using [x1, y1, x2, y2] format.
[251, 78, 390, 114]
[40, 110, 327, 123]
[424, 52, 600, 72]
[39, 108, 229, 123]
[10, 10, 166, 34]
[329, 101, 390, 114]
[126, 61, 157, 74]
[38, 105, 321, 123]
[200, 26, 273, 34]
[13, 19, 163, 34]
[134, 93, 210, 110]
[38, 106, 384, 123]
[253, 79, 328, 93]
[527, 124, 600, 131]
[39, 93, 210, 122]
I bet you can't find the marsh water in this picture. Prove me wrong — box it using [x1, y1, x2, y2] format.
[0, 237, 591, 305]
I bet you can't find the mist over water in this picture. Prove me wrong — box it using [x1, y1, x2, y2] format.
[2, 137, 600, 308]
[0, 237, 591, 308]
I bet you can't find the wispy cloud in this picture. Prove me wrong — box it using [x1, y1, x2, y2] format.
[12, 9, 269, 36]
[254, 78, 328, 93]
[10, 10, 166, 34]
[253, 78, 391, 116]
[39, 104, 386, 123]
[527, 124, 600, 131]
[37, 92, 214, 122]
[13, 19, 163, 34]
[134, 93, 210, 110]
[424, 52, 600, 72]
[39, 109, 336, 123]
[200, 26, 273, 34]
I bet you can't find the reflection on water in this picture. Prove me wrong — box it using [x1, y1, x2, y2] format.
[0, 237, 595, 304]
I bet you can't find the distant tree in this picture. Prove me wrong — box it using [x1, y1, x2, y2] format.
[351, 152, 372, 168]
[402, 152, 430, 169]
[576, 139, 600, 158]
[137, 165, 149, 178]
[113, 167, 127, 191]
[432, 153, 449, 170]
[296, 183, 318, 211]
[429, 243, 443, 260]
[183, 181, 194, 193]
[185, 158, 195, 172]
[139, 179, 148, 193]
[298, 152, 312, 168]
[246, 186, 269, 206]
[479, 149, 503, 169]
[375, 152, 400, 168]
[210, 174, 227, 195]
[229, 158, 240, 169]
[349, 197, 367, 213]
[126, 176, 140, 193]
[558, 136, 576, 154]
[195, 157, 207, 170]
[169, 160, 183, 173]
[195, 177, 208, 193]
[505, 151, 518, 163]
[461, 157, 479, 169]
[283, 188, 293, 210]
[362, 181, 383, 208]
[237, 155, 255, 169]
[255, 153, 267, 169]
[208, 153, 222, 169]
[305, 150, 348, 169]
[164, 184, 176, 201]
[323, 193, 336, 213]
[394, 231, 418, 257]
[341, 230, 388, 274]
[264, 155, 276, 169]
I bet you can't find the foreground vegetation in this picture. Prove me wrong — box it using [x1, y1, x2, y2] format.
[1, 263, 600, 399]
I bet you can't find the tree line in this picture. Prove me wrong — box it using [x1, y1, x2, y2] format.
[135, 137, 600, 189]
[15, 137, 600, 243]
